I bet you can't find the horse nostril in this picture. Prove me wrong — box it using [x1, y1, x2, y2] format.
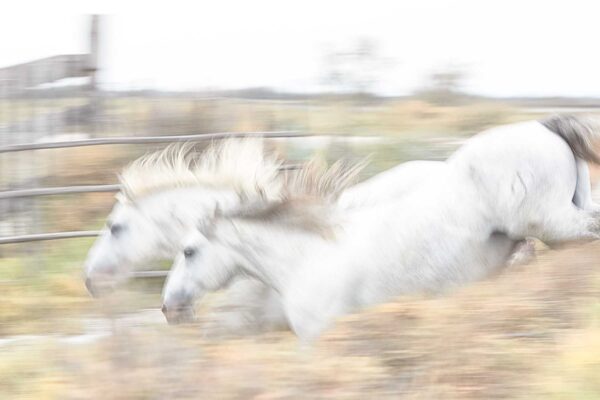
[161, 304, 168, 314]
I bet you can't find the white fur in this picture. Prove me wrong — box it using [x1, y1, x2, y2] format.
[119, 139, 284, 203]
[448, 121, 599, 244]
[83, 139, 283, 294]
[82, 136, 430, 334]
[163, 120, 600, 341]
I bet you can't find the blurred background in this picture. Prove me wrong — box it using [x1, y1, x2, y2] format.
[1, 2, 600, 398]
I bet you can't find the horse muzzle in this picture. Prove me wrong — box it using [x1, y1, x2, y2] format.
[161, 303, 196, 325]
[84, 276, 117, 298]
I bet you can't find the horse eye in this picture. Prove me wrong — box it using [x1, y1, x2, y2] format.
[183, 247, 196, 259]
[110, 223, 124, 236]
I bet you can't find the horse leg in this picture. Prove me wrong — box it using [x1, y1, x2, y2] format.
[573, 158, 600, 211]
[206, 279, 279, 335]
[284, 283, 343, 342]
[525, 205, 600, 246]
[257, 288, 289, 332]
[286, 302, 332, 343]
[507, 238, 536, 267]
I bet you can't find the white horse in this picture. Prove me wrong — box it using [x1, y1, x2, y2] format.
[82, 138, 455, 332]
[448, 115, 600, 244]
[162, 115, 600, 340]
[83, 139, 285, 296]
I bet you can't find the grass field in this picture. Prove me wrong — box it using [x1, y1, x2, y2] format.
[0, 240, 599, 399]
[1, 98, 600, 398]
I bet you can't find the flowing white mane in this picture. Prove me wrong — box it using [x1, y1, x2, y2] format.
[283, 157, 369, 202]
[223, 157, 369, 235]
[118, 139, 284, 203]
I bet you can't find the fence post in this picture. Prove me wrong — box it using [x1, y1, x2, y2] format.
[88, 15, 101, 138]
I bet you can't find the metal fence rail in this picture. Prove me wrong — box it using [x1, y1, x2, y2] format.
[0, 129, 307, 246]
[0, 130, 305, 153]
[0, 164, 302, 200]
[132, 270, 168, 278]
[0, 184, 121, 199]
[0, 16, 312, 282]
[0, 231, 101, 245]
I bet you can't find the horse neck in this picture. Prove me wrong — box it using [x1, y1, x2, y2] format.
[139, 187, 241, 254]
[222, 220, 324, 293]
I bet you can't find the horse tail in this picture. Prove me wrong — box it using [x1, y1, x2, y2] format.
[540, 114, 600, 164]
[541, 114, 600, 209]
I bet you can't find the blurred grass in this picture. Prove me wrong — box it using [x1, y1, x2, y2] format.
[0, 233, 166, 336]
[3, 98, 530, 236]
[0, 243, 599, 398]
[2, 97, 600, 398]
[0, 237, 94, 335]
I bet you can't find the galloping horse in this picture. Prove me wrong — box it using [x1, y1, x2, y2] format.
[162, 116, 600, 340]
[82, 140, 474, 332]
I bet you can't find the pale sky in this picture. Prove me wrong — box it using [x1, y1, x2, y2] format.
[1, 0, 600, 97]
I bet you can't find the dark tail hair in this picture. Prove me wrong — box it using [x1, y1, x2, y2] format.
[540, 114, 600, 164]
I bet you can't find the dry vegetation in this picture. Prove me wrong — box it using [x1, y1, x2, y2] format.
[4, 98, 532, 234]
[2, 98, 600, 399]
[0, 242, 599, 399]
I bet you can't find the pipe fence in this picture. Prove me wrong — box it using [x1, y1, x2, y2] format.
[0, 131, 306, 245]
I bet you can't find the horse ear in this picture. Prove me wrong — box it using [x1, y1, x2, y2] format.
[197, 207, 220, 237]
[115, 192, 138, 208]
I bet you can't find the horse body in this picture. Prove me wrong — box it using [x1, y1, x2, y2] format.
[82, 139, 455, 333]
[338, 160, 445, 209]
[285, 119, 600, 337]
[211, 158, 522, 334]
[163, 168, 519, 340]
[201, 160, 456, 333]
[282, 177, 517, 339]
[449, 120, 599, 243]
[163, 116, 600, 340]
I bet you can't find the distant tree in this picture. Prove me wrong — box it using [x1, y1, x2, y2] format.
[415, 67, 469, 105]
[430, 70, 464, 94]
[320, 38, 390, 99]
